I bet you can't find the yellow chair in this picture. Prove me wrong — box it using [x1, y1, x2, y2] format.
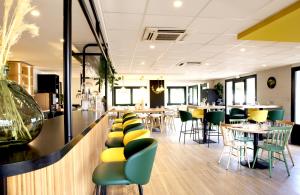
[247, 108, 259, 117]
[248, 110, 268, 123]
[101, 129, 151, 162]
[192, 109, 204, 120]
[111, 113, 138, 131]
[113, 113, 136, 124]
[108, 119, 143, 139]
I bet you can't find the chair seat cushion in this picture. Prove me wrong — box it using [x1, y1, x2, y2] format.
[108, 131, 124, 139]
[113, 118, 123, 124]
[112, 123, 123, 131]
[105, 137, 124, 148]
[258, 144, 285, 152]
[101, 148, 126, 162]
[92, 162, 131, 186]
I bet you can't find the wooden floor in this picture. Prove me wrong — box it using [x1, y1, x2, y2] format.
[106, 119, 300, 195]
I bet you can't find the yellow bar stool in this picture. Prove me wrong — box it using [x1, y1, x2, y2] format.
[192, 108, 204, 130]
[248, 110, 268, 123]
[108, 118, 143, 139]
[101, 129, 151, 163]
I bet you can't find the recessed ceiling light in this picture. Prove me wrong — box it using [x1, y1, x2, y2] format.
[141, 61, 145, 65]
[240, 48, 246, 52]
[204, 63, 210, 66]
[30, 10, 40, 17]
[262, 64, 267, 67]
[60, 38, 64, 43]
[235, 75, 240, 79]
[173, 0, 183, 8]
[149, 45, 155, 49]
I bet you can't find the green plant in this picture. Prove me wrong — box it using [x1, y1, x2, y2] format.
[95, 57, 120, 91]
[214, 82, 223, 98]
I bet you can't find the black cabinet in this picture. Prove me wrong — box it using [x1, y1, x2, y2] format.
[37, 74, 59, 94]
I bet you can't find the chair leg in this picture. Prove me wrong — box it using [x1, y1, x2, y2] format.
[226, 147, 232, 170]
[286, 145, 295, 166]
[100, 185, 106, 195]
[184, 122, 187, 144]
[179, 123, 183, 143]
[218, 147, 225, 163]
[138, 184, 143, 195]
[282, 151, 290, 176]
[268, 151, 272, 178]
[252, 148, 260, 169]
[95, 185, 100, 195]
[244, 146, 250, 168]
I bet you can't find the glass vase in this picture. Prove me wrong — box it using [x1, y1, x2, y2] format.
[0, 80, 44, 147]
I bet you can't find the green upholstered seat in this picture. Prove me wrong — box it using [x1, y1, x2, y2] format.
[93, 138, 158, 195]
[92, 162, 130, 185]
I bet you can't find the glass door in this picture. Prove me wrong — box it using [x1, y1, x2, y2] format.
[234, 81, 245, 105]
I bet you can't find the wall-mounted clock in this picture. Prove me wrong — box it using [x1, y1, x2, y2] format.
[267, 77, 276, 89]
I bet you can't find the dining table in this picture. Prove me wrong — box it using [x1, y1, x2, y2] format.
[187, 105, 225, 144]
[229, 123, 270, 169]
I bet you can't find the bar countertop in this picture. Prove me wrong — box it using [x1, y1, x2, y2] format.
[0, 110, 105, 178]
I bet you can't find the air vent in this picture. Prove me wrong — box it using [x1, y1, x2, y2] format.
[142, 27, 186, 41]
[177, 61, 202, 67]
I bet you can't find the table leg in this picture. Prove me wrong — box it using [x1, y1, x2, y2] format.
[0, 177, 7, 195]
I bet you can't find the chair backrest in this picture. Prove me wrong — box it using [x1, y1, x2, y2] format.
[122, 115, 138, 123]
[275, 120, 294, 126]
[229, 118, 247, 124]
[192, 109, 204, 119]
[249, 110, 268, 123]
[229, 108, 245, 116]
[124, 138, 158, 185]
[122, 118, 142, 129]
[206, 111, 225, 125]
[123, 112, 135, 119]
[268, 109, 284, 122]
[247, 108, 259, 116]
[220, 124, 235, 146]
[124, 124, 144, 134]
[123, 129, 151, 145]
[179, 110, 192, 122]
[265, 126, 293, 147]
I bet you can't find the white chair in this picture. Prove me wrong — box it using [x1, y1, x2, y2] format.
[149, 113, 163, 132]
[137, 113, 149, 129]
[164, 109, 176, 133]
[219, 124, 250, 169]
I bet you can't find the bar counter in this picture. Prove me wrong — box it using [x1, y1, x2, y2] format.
[0, 110, 109, 195]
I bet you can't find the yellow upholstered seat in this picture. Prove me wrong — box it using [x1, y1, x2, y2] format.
[192, 109, 204, 119]
[108, 118, 143, 138]
[247, 108, 259, 117]
[108, 131, 124, 139]
[101, 130, 151, 162]
[113, 118, 123, 124]
[248, 110, 268, 123]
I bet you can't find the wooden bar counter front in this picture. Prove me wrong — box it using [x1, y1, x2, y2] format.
[0, 111, 109, 195]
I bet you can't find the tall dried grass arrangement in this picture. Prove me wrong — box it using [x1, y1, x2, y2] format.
[0, 0, 39, 141]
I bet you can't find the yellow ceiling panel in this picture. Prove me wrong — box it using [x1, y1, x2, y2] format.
[238, 1, 300, 42]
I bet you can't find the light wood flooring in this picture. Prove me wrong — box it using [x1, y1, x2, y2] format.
[106, 119, 300, 195]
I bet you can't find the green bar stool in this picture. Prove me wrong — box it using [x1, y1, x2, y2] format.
[268, 109, 284, 125]
[206, 111, 225, 147]
[229, 108, 246, 119]
[178, 110, 195, 144]
[93, 138, 158, 195]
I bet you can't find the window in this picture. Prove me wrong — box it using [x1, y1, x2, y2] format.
[225, 75, 256, 106]
[292, 67, 300, 124]
[167, 86, 186, 105]
[113, 87, 147, 106]
[188, 85, 198, 105]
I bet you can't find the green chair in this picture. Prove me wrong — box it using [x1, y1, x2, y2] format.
[229, 119, 253, 143]
[268, 109, 284, 124]
[206, 111, 225, 147]
[252, 126, 293, 178]
[229, 108, 246, 119]
[93, 138, 158, 195]
[179, 110, 196, 144]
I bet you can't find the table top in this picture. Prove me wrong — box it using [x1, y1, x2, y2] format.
[227, 105, 281, 109]
[187, 105, 225, 110]
[228, 123, 270, 134]
[110, 108, 165, 113]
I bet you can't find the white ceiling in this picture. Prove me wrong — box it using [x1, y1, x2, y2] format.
[99, 0, 300, 80]
[4, 0, 300, 81]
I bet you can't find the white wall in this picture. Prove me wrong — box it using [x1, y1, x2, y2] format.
[207, 64, 300, 120]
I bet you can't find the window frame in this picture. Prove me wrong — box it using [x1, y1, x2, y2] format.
[167, 86, 187, 105]
[112, 86, 147, 106]
[188, 85, 198, 105]
[225, 75, 257, 110]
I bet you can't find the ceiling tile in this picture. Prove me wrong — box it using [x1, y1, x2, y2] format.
[101, 0, 147, 14]
[146, 0, 210, 17]
[104, 13, 143, 30]
[190, 18, 238, 34]
[198, 0, 272, 19]
[143, 15, 193, 29]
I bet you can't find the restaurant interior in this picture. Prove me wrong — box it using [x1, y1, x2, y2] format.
[1, 0, 300, 195]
